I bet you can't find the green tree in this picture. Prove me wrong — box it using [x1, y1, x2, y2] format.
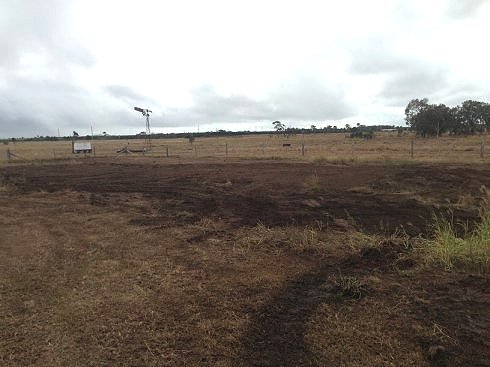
[405, 99, 455, 137]
[453, 100, 490, 134]
[405, 98, 429, 128]
[272, 121, 285, 133]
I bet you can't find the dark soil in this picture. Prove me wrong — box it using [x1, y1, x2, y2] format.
[2, 160, 487, 232]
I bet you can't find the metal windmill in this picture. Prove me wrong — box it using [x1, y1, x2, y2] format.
[134, 106, 153, 149]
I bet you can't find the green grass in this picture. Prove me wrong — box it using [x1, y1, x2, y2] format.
[424, 213, 490, 273]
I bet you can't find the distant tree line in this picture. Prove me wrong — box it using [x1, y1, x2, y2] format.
[2, 123, 405, 143]
[405, 99, 490, 137]
[271, 121, 400, 137]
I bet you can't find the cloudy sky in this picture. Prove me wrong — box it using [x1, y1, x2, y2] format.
[0, 0, 489, 137]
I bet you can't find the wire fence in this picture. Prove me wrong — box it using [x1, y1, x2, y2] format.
[1, 133, 488, 164]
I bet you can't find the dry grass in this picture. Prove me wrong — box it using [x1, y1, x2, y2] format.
[1, 161, 489, 366]
[2, 132, 489, 165]
[327, 274, 368, 299]
[234, 223, 327, 255]
[303, 172, 322, 192]
[232, 221, 385, 257]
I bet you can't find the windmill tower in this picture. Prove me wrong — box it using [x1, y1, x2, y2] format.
[134, 106, 152, 149]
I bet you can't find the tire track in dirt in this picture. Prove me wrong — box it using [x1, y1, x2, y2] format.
[239, 264, 333, 366]
[238, 241, 413, 367]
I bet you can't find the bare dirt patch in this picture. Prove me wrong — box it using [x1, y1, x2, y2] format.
[1, 160, 489, 366]
[2, 160, 486, 231]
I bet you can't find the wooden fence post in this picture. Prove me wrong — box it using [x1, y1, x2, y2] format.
[225, 143, 228, 161]
[481, 139, 485, 159]
[166, 146, 169, 157]
[410, 139, 414, 158]
[301, 143, 305, 156]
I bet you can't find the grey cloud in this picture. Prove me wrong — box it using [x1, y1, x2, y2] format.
[0, 0, 95, 69]
[0, 76, 150, 137]
[441, 82, 488, 105]
[378, 66, 489, 108]
[162, 85, 272, 125]
[0, 1, 99, 137]
[348, 38, 460, 107]
[348, 37, 401, 75]
[270, 74, 354, 120]
[348, 36, 434, 78]
[104, 85, 158, 106]
[191, 85, 273, 121]
[163, 79, 355, 126]
[1, 79, 87, 136]
[380, 65, 450, 105]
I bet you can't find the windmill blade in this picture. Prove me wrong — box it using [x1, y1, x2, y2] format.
[134, 107, 144, 113]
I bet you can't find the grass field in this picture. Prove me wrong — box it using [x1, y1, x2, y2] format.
[1, 137, 489, 366]
[2, 132, 489, 164]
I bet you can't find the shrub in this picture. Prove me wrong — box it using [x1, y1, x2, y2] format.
[350, 130, 374, 139]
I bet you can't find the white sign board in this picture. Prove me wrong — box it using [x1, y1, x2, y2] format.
[73, 141, 92, 153]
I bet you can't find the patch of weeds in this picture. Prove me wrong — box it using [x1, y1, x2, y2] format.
[294, 226, 325, 253]
[187, 217, 225, 242]
[371, 176, 399, 192]
[0, 173, 25, 191]
[422, 213, 490, 273]
[235, 223, 328, 255]
[345, 230, 384, 252]
[456, 186, 488, 215]
[0, 181, 10, 192]
[303, 172, 322, 192]
[327, 274, 368, 300]
[456, 193, 476, 209]
[236, 222, 281, 252]
[477, 184, 489, 217]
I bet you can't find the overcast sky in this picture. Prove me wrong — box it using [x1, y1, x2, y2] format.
[0, 0, 489, 137]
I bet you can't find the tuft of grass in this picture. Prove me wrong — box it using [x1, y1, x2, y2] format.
[303, 173, 322, 192]
[423, 213, 490, 273]
[328, 274, 367, 300]
[235, 223, 328, 255]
